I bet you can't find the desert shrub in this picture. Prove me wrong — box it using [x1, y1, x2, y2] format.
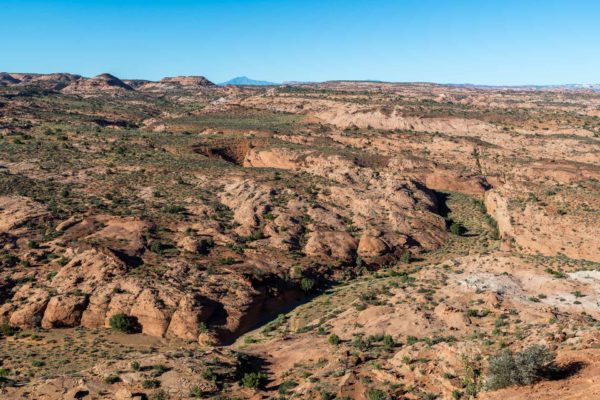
[450, 222, 464, 236]
[320, 391, 335, 400]
[217, 257, 237, 265]
[406, 335, 418, 345]
[278, 380, 298, 394]
[328, 333, 341, 346]
[152, 364, 169, 377]
[241, 372, 267, 389]
[367, 388, 387, 400]
[484, 214, 500, 239]
[142, 379, 161, 389]
[300, 277, 315, 292]
[130, 361, 141, 371]
[201, 367, 216, 381]
[545, 268, 566, 279]
[261, 313, 285, 334]
[352, 334, 370, 351]
[400, 251, 411, 263]
[189, 386, 203, 397]
[197, 321, 208, 333]
[109, 313, 139, 333]
[0, 324, 17, 337]
[164, 205, 186, 214]
[383, 334, 395, 350]
[149, 240, 164, 254]
[0, 255, 19, 268]
[104, 375, 121, 384]
[486, 345, 555, 390]
[150, 390, 167, 400]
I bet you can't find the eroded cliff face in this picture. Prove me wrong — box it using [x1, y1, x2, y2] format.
[485, 181, 600, 263]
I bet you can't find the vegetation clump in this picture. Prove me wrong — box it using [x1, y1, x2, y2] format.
[109, 313, 139, 333]
[328, 333, 341, 346]
[241, 372, 268, 389]
[486, 345, 555, 390]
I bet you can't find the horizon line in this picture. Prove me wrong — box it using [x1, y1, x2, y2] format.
[3, 70, 599, 88]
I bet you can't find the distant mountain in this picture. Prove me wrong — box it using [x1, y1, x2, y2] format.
[220, 76, 278, 86]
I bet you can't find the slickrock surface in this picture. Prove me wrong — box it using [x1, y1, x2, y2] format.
[0, 75, 598, 399]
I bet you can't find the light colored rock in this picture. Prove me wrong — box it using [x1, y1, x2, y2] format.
[357, 235, 390, 257]
[305, 231, 358, 262]
[41, 295, 88, 328]
[129, 289, 171, 337]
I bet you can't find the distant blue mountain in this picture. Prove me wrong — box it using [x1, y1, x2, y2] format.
[220, 76, 278, 86]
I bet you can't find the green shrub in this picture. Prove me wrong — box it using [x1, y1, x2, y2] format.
[217, 257, 237, 265]
[197, 321, 208, 333]
[450, 222, 464, 236]
[109, 313, 138, 333]
[300, 277, 316, 292]
[164, 205, 186, 214]
[142, 379, 161, 389]
[320, 391, 335, 400]
[0, 324, 17, 337]
[201, 367, 216, 381]
[328, 333, 341, 346]
[367, 388, 387, 400]
[189, 386, 203, 398]
[104, 375, 121, 384]
[150, 390, 167, 400]
[383, 334, 394, 350]
[486, 345, 555, 390]
[406, 335, 418, 345]
[400, 251, 411, 263]
[241, 372, 267, 389]
[152, 364, 169, 377]
[261, 313, 285, 334]
[278, 380, 298, 395]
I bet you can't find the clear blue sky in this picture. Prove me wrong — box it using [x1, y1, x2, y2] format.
[2, 0, 599, 85]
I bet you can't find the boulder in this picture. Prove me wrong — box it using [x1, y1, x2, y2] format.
[129, 289, 171, 337]
[167, 296, 215, 340]
[9, 291, 49, 328]
[305, 231, 358, 262]
[357, 235, 390, 257]
[42, 295, 88, 328]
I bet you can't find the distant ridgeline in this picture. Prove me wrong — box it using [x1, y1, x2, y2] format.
[219, 76, 278, 86]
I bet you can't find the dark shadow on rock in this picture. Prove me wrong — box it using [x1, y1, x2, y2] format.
[108, 248, 143, 268]
[73, 390, 89, 399]
[547, 361, 586, 381]
[431, 190, 451, 218]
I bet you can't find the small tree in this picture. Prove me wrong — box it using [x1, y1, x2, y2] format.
[400, 251, 411, 263]
[300, 277, 315, 292]
[241, 372, 267, 390]
[109, 313, 139, 333]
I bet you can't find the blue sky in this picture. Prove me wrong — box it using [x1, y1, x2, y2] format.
[2, 0, 599, 85]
